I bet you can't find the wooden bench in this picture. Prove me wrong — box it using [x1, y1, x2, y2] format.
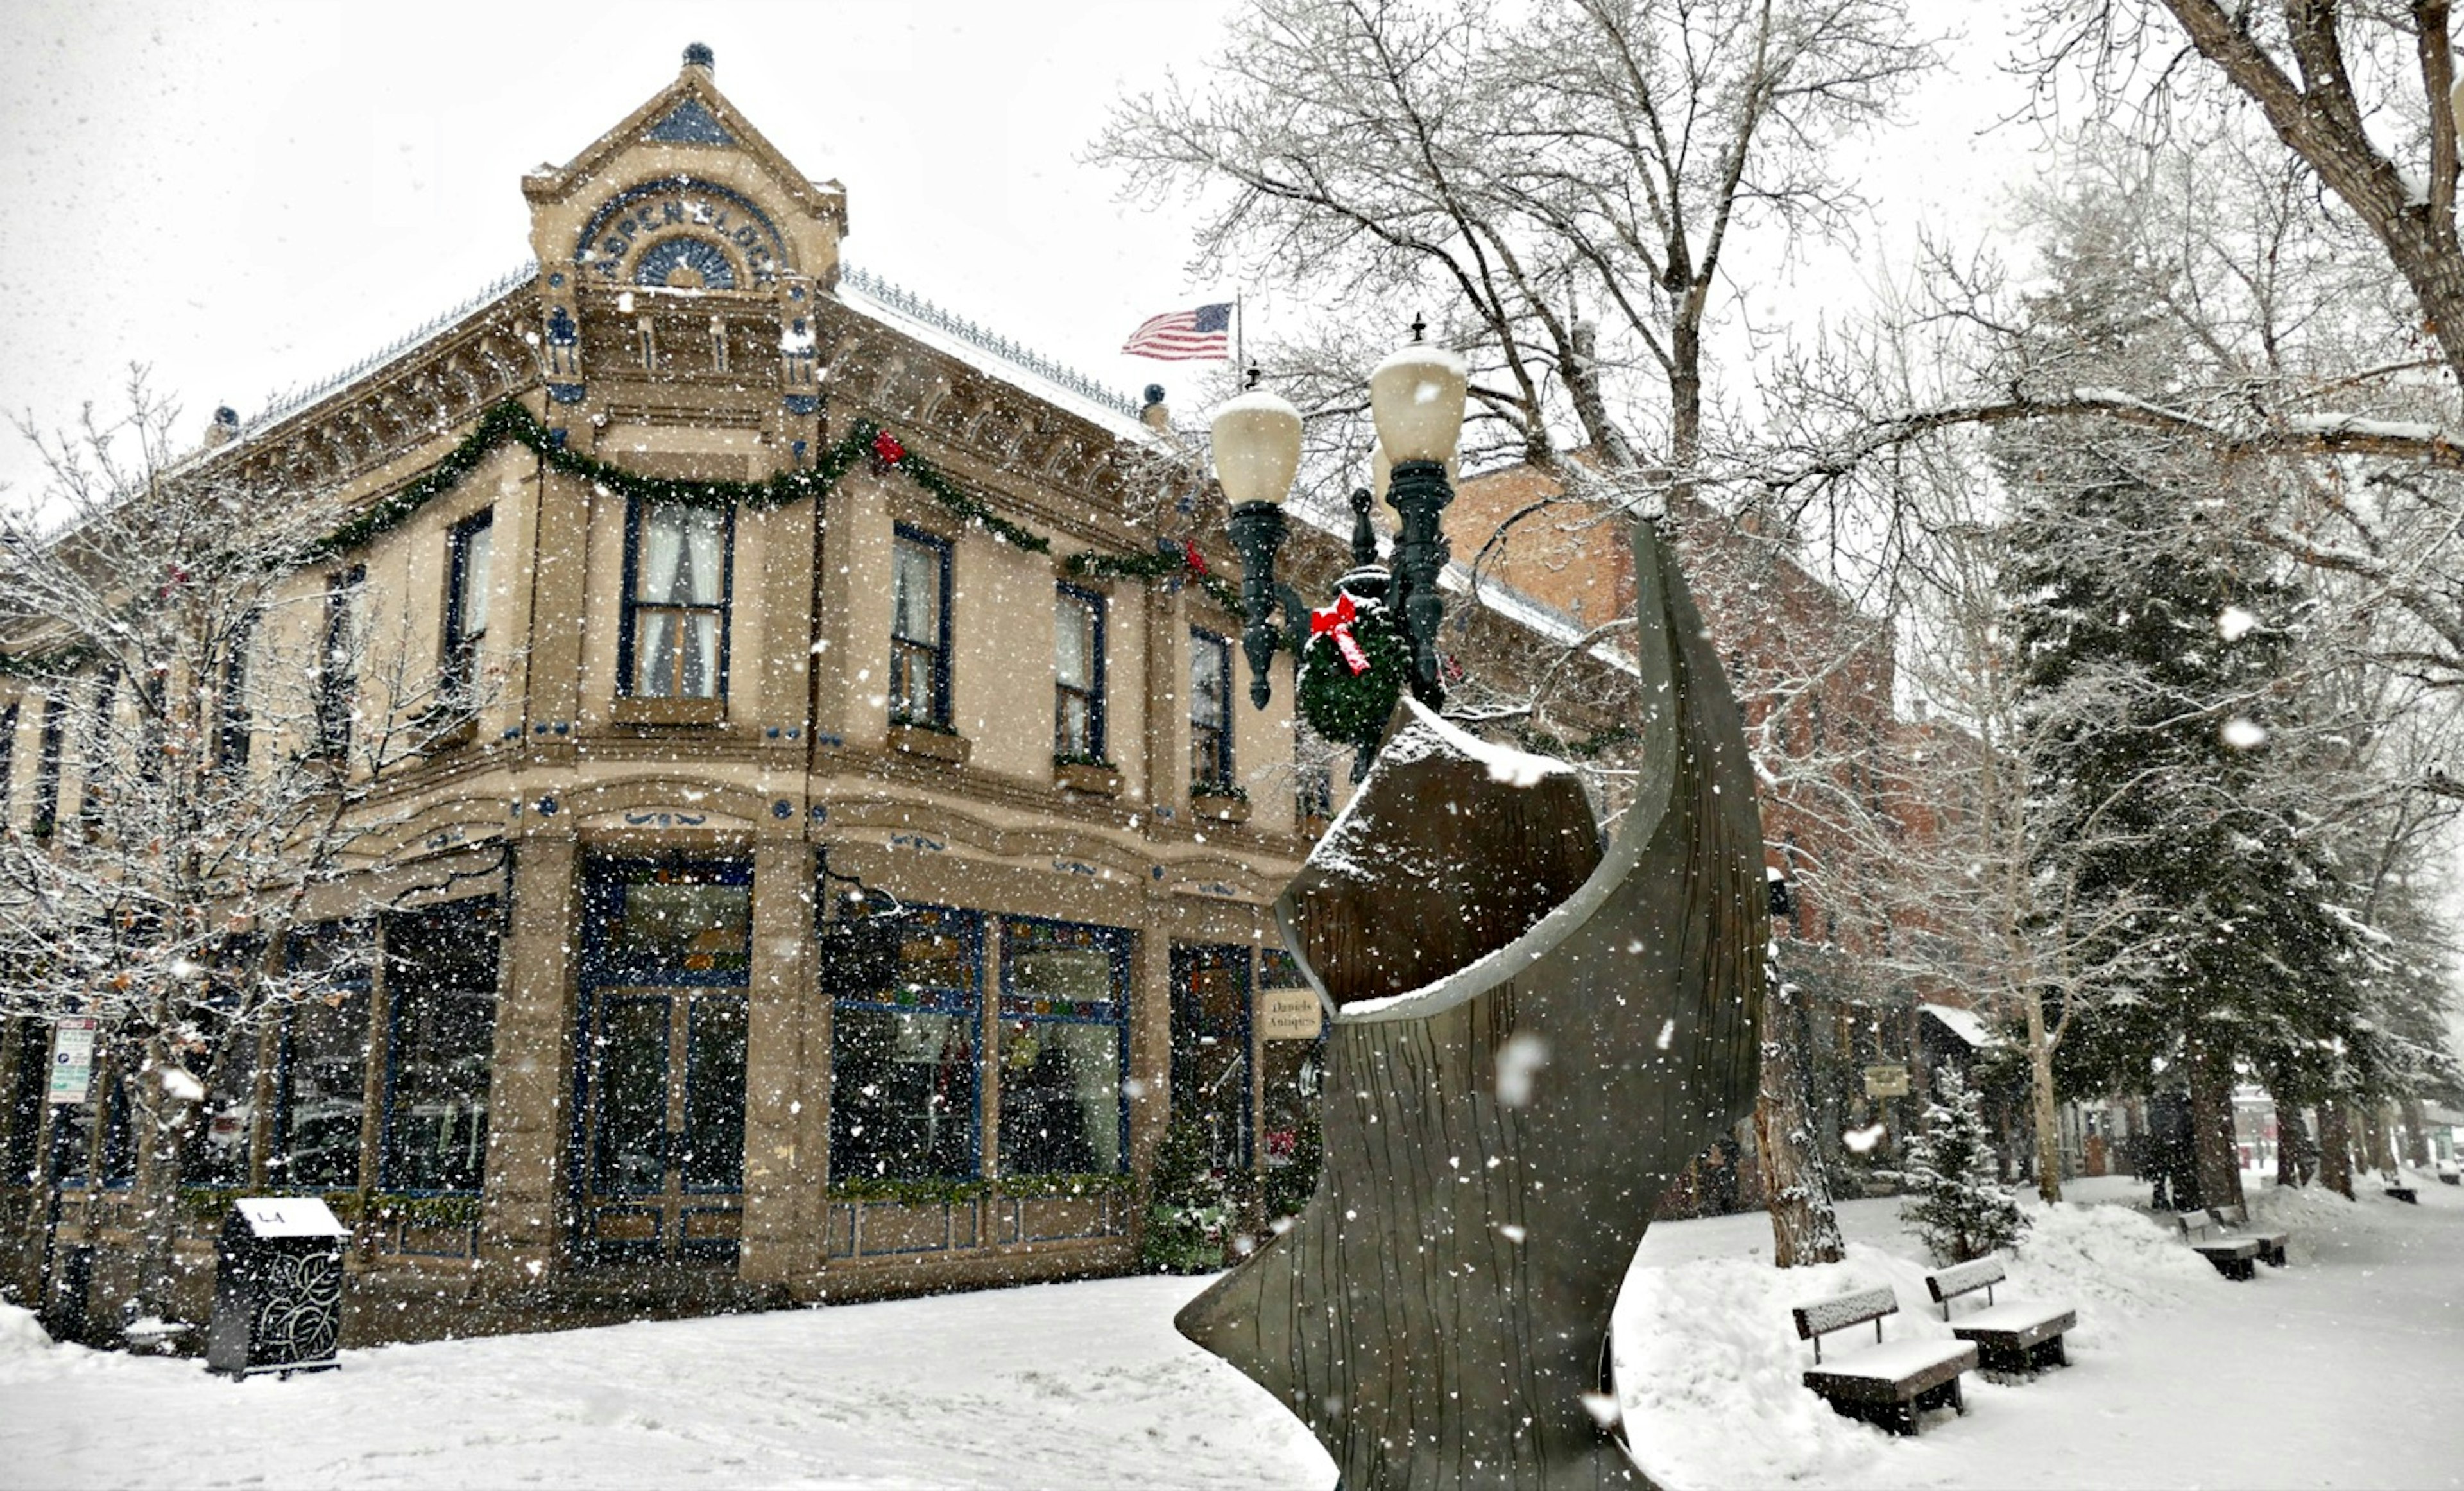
[2385, 1184, 2420, 1204]
[2207, 1203, 2288, 1266]
[1922, 1257, 2076, 1375]
[1792, 1286, 1977, 1436]
[2175, 1210, 2262, 1280]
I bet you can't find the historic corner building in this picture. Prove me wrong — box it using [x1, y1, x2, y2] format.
[0, 50, 1333, 1338]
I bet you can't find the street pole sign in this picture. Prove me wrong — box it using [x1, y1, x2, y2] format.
[47, 1017, 98, 1105]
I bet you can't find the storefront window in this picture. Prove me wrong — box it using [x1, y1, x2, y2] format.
[181, 1024, 260, 1189]
[999, 918, 1129, 1176]
[382, 902, 502, 1193]
[594, 865, 752, 981]
[830, 908, 980, 1182]
[271, 927, 371, 1190]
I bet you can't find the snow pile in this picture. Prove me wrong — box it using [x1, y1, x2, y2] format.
[1613, 1200, 2217, 1488]
[0, 1301, 58, 1377]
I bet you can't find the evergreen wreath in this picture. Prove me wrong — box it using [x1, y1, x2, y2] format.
[1296, 597, 1410, 747]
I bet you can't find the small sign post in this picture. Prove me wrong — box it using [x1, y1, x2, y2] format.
[46, 1017, 98, 1105]
[1258, 988, 1324, 1042]
[1863, 1064, 1910, 1099]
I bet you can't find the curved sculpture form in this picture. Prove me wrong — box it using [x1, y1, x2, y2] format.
[1176, 520, 1767, 1488]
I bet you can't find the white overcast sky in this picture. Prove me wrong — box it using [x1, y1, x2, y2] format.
[0, 0, 2032, 497]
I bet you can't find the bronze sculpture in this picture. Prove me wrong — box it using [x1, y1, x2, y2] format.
[1176, 517, 1767, 1488]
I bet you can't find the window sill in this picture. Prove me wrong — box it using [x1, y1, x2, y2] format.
[612, 696, 726, 727]
[1054, 761, 1122, 797]
[1191, 791, 1253, 825]
[889, 721, 971, 765]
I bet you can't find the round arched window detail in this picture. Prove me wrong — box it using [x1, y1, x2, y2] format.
[633, 236, 737, 291]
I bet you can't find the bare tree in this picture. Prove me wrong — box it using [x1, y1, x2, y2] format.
[1099, 0, 1936, 1267]
[0, 377, 490, 1331]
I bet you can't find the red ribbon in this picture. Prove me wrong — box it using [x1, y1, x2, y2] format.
[1182, 538, 1209, 576]
[871, 430, 907, 465]
[1312, 593, 1371, 675]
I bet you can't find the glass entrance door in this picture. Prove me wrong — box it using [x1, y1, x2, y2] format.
[1170, 944, 1253, 1171]
[574, 858, 753, 1267]
[579, 989, 748, 1263]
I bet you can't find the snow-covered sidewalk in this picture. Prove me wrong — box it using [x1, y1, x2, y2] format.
[3, 1176, 2460, 1489]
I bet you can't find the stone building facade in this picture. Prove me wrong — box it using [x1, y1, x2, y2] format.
[0, 51, 1339, 1341]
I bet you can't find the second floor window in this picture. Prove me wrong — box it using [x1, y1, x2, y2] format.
[216, 616, 253, 770]
[316, 566, 364, 759]
[891, 527, 952, 728]
[443, 509, 493, 702]
[78, 673, 117, 826]
[624, 501, 730, 700]
[1055, 586, 1105, 761]
[1190, 630, 1232, 791]
[32, 695, 65, 840]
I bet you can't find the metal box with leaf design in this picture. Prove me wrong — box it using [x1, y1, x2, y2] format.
[204, 1197, 349, 1377]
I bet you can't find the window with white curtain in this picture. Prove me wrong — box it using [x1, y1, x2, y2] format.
[624, 500, 730, 700]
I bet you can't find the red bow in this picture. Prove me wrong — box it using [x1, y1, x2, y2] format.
[871, 430, 907, 466]
[1312, 593, 1371, 675]
[1182, 538, 1209, 576]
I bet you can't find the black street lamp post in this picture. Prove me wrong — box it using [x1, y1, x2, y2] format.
[1211, 323, 1468, 720]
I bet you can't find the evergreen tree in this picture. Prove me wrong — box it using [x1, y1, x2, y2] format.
[1996, 197, 2372, 1209]
[1138, 1116, 1235, 1273]
[1901, 1067, 2028, 1264]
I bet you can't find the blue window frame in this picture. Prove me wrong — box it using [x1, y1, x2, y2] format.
[271, 925, 372, 1191]
[1190, 629, 1233, 791]
[1054, 585, 1106, 763]
[618, 499, 733, 701]
[579, 858, 754, 987]
[998, 918, 1131, 1176]
[316, 567, 364, 760]
[891, 526, 954, 728]
[828, 905, 981, 1182]
[443, 509, 493, 705]
[30, 695, 64, 841]
[380, 900, 502, 1194]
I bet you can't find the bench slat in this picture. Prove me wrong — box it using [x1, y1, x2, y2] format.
[1793, 1286, 1898, 1341]
[1924, 1257, 2006, 1304]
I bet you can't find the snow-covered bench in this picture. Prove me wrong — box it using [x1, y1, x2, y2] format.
[2175, 1210, 2263, 1280]
[1921, 1257, 2075, 1376]
[2206, 1203, 2288, 1267]
[2384, 1182, 2420, 1204]
[1791, 1285, 1977, 1436]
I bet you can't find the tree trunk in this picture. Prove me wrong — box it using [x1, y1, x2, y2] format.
[2400, 1096, 2431, 1168]
[2186, 1037, 2244, 1211]
[2361, 1104, 2391, 1175]
[2318, 1099, 2355, 1200]
[2023, 986, 2063, 1203]
[2275, 1104, 2310, 1189]
[127, 1023, 196, 1331]
[1756, 971, 1844, 1266]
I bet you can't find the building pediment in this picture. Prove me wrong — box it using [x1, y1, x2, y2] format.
[522, 46, 846, 295]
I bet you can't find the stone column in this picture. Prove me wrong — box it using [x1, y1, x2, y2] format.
[1129, 915, 1174, 1182]
[739, 840, 820, 1288]
[479, 835, 581, 1282]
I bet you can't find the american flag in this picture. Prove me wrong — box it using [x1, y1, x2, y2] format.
[1122, 302, 1233, 361]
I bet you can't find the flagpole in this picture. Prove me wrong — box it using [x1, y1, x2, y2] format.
[1235, 289, 1244, 377]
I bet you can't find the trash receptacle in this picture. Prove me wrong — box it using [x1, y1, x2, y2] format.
[205, 1196, 348, 1377]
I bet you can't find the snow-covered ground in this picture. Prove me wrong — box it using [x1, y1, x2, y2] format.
[4, 1173, 2460, 1489]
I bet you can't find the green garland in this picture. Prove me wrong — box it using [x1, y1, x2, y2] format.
[315, 401, 1048, 558]
[5, 401, 1248, 678]
[1061, 546, 1246, 618]
[1296, 603, 1410, 747]
[826, 1171, 1134, 1206]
